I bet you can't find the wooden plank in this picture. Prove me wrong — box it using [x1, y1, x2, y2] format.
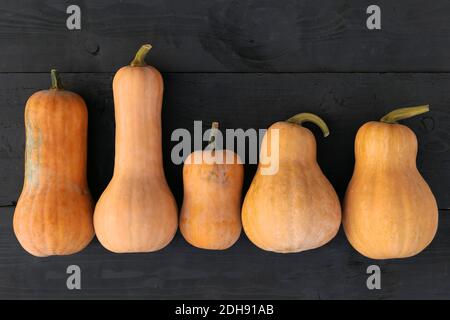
[0, 72, 448, 208]
[0, 206, 449, 299]
[1, 0, 450, 72]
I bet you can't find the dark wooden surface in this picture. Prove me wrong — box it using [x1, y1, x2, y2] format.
[0, 0, 449, 300]
[1, 206, 449, 299]
[2, 0, 450, 72]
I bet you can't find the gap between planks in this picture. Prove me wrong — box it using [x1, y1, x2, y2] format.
[3, 71, 450, 75]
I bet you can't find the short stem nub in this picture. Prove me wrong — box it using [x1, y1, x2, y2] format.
[50, 69, 63, 90]
[380, 105, 430, 124]
[287, 113, 330, 137]
[130, 44, 152, 67]
[209, 122, 219, 150]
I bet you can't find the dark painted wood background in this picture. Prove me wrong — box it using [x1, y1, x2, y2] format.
[0, 0, 449, 299]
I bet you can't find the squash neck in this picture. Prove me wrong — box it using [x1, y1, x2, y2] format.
[113, 118, 165, 179]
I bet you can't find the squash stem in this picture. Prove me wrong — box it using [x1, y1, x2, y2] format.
[287, 113, 330, 137]
[380, 105, 430, 124]
[50, 69, 63, 90]
[130, 44, 152, 67]
[208, 122, 219, 150]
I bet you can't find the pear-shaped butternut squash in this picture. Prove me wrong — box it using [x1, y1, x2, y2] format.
[343, 105, 438, 259]
[94, 45, 178, 253]
[180, 123, 244, 250]
[242, 113, 341, 253]
[14, 70, 94, 257]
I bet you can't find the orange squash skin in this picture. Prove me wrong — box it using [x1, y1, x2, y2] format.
[14, 89, 94, 257]
[94, 63, 178, 253]
[180, 150, 244, 250]
[343, 122, 438, 259]
[242, 122, 341, 253]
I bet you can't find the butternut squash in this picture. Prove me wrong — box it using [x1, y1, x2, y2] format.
[94, 45, 178, 253]
[242, 113, 341, 253]
[343, 105, 438, 259]
[180, 123, 244, 250]
[14, 70, 94, 257]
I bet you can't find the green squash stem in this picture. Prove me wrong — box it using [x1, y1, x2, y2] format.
[208, 122, 219, 150]
[130, 44, 152, 67]
[287, 113, 330, 137]
[50, 69, 63, 90]
[380, 105, 430, 124]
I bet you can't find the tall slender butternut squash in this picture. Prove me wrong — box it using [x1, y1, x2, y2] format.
[14, 70, 94, 257]
[94, 45, 178, 253]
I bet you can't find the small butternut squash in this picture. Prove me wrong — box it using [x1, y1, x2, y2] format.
[94, 45, 178, 253]
[14, 70, 94, 257]
[242, 113, 341, 253]
[343, 105, 438, 259]
[180, 123, 244, 250]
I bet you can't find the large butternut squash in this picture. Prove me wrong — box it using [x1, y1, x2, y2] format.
[94, 45, 178, 253]
[343, 105, 438, 259]
[180, 123, 244, 250]
[14, 70, 94, 257]
[242, 113, 341, 253]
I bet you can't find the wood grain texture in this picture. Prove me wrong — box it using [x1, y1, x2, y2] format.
[0, 73, 448, 208]
[2, 0, 450, 72]
[0, 206, 449, 299]
[1, 0, 449, 301]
